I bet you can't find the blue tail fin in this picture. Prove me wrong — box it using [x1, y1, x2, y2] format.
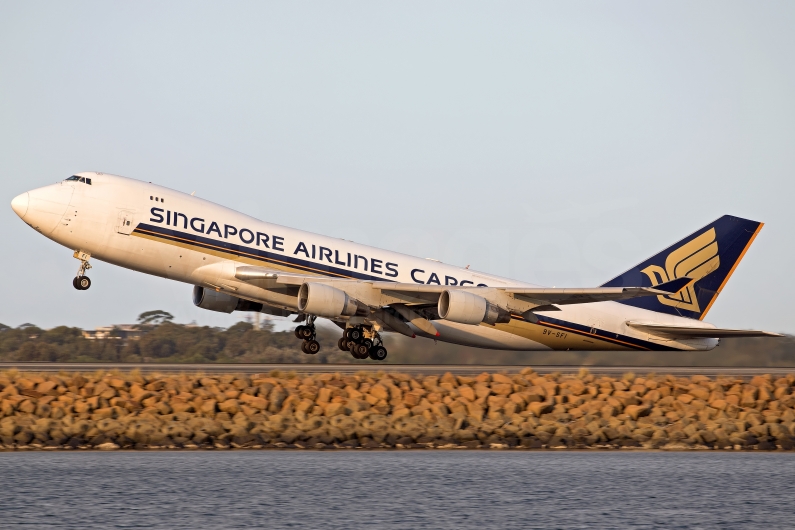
[601, 215, 763, 320]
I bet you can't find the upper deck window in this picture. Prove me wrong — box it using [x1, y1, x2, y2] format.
[65, 175, 92, 185]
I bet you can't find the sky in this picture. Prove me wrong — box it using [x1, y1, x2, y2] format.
[1, 1, 794, 333]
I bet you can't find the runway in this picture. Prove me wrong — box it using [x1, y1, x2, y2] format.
[1, 362, 794, 377]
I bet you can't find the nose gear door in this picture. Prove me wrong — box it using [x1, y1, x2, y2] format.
[117, 209, 135, 235]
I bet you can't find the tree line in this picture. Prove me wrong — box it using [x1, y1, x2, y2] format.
[0, 312, 349, 364]
[0, 311, 793, 366]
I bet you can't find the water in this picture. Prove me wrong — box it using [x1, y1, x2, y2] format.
[0, 451, 793, 529]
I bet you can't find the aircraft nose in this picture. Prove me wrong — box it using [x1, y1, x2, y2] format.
[11, 192, 29, 219]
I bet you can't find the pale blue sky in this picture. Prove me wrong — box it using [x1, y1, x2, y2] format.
[1, 1, 793, 332]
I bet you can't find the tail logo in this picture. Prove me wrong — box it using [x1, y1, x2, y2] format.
[641, 228, 720, 313]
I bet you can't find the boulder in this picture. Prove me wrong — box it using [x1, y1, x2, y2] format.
[491, 383, 512, 396]
[325, 402, 349, 417]
[528, 401, 554, 417]
[18, 400, 36, 414]
[600, 405, 618, 418]
[200, 399, 218, 415]
[369, 385, 390, 401]
[457, 386, 475, 401]
[750, 375, 771, 387]
[440, 372, 457, 386]
[170, 400, 195, 414]
[218, 399, 240, 415]
[36, 381, 57, 394]
[492, 374, 513, 385]
[677, 394, 694, 404]
[624, 405, 651, 421]
[474, 384, 491, 400]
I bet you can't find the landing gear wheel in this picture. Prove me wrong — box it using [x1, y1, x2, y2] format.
[73, 276, 91, 290]
[355, 343, 369, 359]
[304, 340, 320, 354]
[301, 341, 309, 354]
[346, 327, 363, 342]
[337, 338, 348, 351]
[297, 326, 314, 340]
[295, 326, 305, 339]
[369, 346, 388, 361]
[362, 339, 373, 350]
[349, 341, 366, 359]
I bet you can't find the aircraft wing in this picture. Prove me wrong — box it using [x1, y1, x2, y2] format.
[371, 277, 692, 305]
[626, 321, 783, 338]
[497, 284, 690, 306]
[234, 266, 691, 306]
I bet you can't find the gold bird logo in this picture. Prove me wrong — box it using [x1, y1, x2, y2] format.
[640, 228, 720, 313]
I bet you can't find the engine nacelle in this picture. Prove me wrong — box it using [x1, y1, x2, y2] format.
[438, 290, 511, 325]
[297, 283, 363, 318]
[193, 286, 266, 314]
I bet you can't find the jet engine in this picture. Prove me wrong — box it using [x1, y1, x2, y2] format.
[438, 289, 511, 325]
[192, 285, 291, 315]
[297, 283, 366, 318]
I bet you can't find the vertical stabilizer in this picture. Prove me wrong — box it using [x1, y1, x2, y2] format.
[601, 215, 763, 320]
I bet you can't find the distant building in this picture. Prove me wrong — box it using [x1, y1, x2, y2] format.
[82, 325, 143, 341]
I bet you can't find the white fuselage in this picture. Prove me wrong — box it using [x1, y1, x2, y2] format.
[12, 173, 719, 352]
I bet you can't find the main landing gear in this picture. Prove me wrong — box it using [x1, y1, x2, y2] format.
[338, 326, 388, 361]
[295, 316, 320, 354]
[73, 251, 92, 291]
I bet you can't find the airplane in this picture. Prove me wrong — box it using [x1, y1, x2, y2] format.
[10, 172, 780, 361]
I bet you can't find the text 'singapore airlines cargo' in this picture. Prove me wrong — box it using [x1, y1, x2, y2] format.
[11, 173, 780, 361]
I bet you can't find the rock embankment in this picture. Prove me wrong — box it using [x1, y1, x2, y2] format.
[1, 369, 795, 450]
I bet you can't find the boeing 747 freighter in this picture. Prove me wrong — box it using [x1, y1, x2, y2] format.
[10, 172, 780, 360]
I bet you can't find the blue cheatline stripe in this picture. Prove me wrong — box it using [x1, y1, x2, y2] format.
[510, 314, 680, 351]
[133, 223, 387, 281]
[135, 222, 683, 352]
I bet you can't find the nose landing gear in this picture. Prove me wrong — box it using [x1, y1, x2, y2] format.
[73, 251, 92, 291]
[73, 276, 91, 290]
[295, 315, 320, 354]
[339, 326, 388, 361]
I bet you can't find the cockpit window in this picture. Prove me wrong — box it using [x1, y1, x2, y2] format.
[65, 175, 92, 185]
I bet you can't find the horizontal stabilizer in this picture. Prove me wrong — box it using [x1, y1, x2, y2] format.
[626, 321, 782, 338]
[654, 277, 693, 294]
